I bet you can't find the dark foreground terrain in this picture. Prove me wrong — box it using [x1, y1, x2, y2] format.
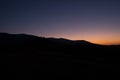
[0, 33, 120, 80]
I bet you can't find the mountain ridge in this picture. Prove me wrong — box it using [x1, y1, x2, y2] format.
[0, 32, 102, 46]
[1, 32, 120, 80]
[0, 32, 120, 54]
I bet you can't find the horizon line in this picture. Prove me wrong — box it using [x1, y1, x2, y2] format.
[0, 32, 120, 46]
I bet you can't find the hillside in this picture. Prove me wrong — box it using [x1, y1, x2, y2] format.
[0, 33, 120, 80]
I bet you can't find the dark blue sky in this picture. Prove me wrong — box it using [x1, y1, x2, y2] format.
[0, 0, 120, 44]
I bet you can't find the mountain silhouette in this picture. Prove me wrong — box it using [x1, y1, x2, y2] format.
[0, 32, 120, 55]
[0, 32, 120, 80]
[0, 32, 100, 47]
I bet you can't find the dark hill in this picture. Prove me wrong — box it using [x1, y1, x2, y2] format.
[0, 32, 95, 46]
[0, 32, 103, 48]
[0, 32, 119, 55]
[0, 32, 120, 80]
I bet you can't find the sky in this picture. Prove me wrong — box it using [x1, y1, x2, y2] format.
[0, 0, 120, 45]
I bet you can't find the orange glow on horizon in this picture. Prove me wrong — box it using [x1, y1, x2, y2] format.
[46, 35, 120, 45]
[89, 40, 120, 45]
[45, 35, 120, 45]
[39, 29, 120, 45]
[69, 37, 120, 45]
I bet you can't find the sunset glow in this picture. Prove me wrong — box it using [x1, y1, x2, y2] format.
[0, 0, 120, 45]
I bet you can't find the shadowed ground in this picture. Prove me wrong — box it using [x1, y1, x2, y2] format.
[0, 33, 120, 80]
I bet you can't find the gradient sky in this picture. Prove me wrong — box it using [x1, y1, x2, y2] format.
[0, 0, 120, 45]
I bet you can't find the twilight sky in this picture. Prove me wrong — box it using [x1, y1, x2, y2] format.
[0, 0, 120, 45]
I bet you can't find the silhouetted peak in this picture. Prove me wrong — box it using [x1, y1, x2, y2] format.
[1, 32, 119, 47]
[15, 33, 37, 37]
[73, 40, 92, 44]
[0, 32, 9, 36]
[47, 37, 72, 45]
[59, 38, 73, 41]
[0, 32, 44, 39]
[48, 37, 70, 41]
[0, 32, 94, 45]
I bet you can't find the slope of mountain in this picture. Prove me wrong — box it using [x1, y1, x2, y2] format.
[0, 32, 102, 48]
[0, 32, 120, 80]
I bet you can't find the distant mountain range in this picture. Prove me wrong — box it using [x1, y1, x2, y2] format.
[1, 32, 120, 80]
[0, 32, 99, 46]
[0, 32, 120, 55]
